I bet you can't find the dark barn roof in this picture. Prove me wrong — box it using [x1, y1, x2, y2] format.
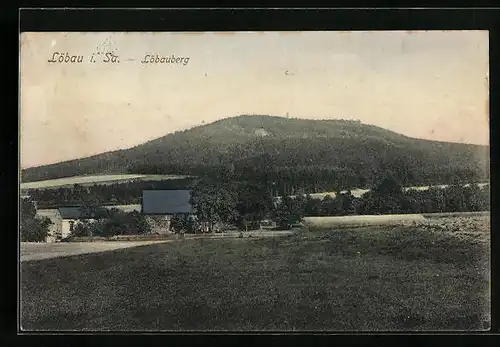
[142, 190, 194, 215]
[57, 207, 108, 219]
[58, 207, 82, 219]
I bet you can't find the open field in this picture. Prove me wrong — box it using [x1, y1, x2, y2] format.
[20, 174, 192, 190]
[20, 217, 490, 331]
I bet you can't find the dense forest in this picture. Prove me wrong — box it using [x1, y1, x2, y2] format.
[22, 115, 489, 189]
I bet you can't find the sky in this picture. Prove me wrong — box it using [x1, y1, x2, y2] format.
[20, 31, 489, 169]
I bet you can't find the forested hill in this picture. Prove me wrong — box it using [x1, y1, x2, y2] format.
[21, 115, 489, 189]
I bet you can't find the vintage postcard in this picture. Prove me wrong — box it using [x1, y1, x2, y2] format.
[19, 31, 490, 332]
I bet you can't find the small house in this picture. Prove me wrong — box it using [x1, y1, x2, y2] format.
[57, 207, 107, 240]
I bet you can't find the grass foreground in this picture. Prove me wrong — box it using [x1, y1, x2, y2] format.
[20, 224, 490, 332]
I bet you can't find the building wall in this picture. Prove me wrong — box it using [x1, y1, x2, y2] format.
[197, 221, 225, 233]
[61, 219, 97, 239]
[61, 219, 76, 239]
[47, 219, 62, 242]
[144, 215, 172, 234]
[46, 235, 57, 243]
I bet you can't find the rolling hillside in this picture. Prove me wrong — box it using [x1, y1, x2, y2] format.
[21, 115, 489, 188]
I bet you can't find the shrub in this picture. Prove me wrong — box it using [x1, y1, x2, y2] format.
[20, 198, 53, 242]
[21, 216, 53, 242]
[68, 210, 152, 238]
[170, 214, 196, 233]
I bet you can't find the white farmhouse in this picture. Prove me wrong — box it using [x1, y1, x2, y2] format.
[57, 207, 102, 240]
[36, 207, 103, 241]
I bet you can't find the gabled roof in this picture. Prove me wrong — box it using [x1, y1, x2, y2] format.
[57, 207, 82, 219]
[142, 190, 194, 215]
[57, 207, 107, 219]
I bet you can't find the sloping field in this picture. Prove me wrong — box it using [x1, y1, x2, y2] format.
[20, 174, 191, 190]
[20, 222, 490, 331]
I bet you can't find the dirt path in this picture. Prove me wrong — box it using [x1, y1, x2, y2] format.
[20, 240, 173, 262]
[20, 231, 295, 262]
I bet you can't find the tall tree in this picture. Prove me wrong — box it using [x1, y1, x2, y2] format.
[236, 182, 273, 230]
[305, 194, 322, 216]
[275, 196, 305, 229]
[357, 176, 408, 215]
[337, 191, 357, 215]
[190, 178, 238, 232]
[320, 195, 340, 216]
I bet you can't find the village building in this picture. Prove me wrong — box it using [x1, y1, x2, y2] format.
[35, 206, 109, 241]
[141, 189, 195, 234]
[58, 207, 106, 240]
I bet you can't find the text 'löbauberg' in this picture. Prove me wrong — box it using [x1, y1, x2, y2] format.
[140, 54, 190, 66]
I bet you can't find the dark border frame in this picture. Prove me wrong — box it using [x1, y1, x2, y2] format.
[9, 6, 499, 346]
[17, 8, 500, 32]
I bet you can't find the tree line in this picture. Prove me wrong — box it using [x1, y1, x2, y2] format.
[183, 177, 490, 231]
[305, 179, 490, 217]
[21, 176, 490, 241]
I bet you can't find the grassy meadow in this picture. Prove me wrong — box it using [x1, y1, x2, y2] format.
[20, 174, 191, 190]
[20, 222, 490, 332]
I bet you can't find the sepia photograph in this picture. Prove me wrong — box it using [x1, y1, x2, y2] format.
[19, 30, 490, 332]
